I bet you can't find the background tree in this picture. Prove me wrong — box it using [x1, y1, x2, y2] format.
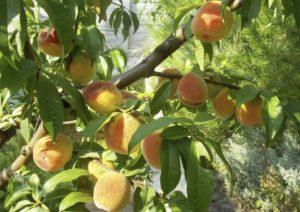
[0, 0, 299, 211]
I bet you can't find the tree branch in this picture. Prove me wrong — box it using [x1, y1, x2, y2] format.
[151, 71, 240, 89]
[112, 28, 187, 88]
[0, 122, 45, 188]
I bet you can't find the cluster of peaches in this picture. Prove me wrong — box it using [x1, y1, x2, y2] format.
[32, 1, 263, 211]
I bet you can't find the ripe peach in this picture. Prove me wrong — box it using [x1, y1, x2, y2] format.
[93, 171, 131, 211]
[156, 68, 181, 98]
[141, 133, 162, 169]
[33, 134, 73, 172]
[83, 81, 123, 114]
[88, 160, 115, 181]
[177, 72, 208, 107]
[68, 52, 96, 85]
[191, 1, 233, 42]
[103, 113, 141, 154]
[236, 98, 263, 126]
[38, 28, 62, 57]
[213, 88, 236, 119]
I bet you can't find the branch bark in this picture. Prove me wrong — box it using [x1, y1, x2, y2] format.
[0, 122, 45, 187]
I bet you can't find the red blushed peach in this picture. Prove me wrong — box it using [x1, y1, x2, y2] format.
[38, 28, 62, 57]
[236, 98, 263, 126]
[213, 88, 236, 120]
[68, 51, 96, 85]
[103, 113, 140, 155]
[191, 1, 233, 42]
[156, 68, 181, 98]
[93, 171, 131, 211]
[33, 134, 73, 172]
[177, 72, 208, 107]
[142, 133, 162, 169]
[83, 81, 123, 114]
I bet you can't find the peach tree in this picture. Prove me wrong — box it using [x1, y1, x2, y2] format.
[0, 0, 299, 211]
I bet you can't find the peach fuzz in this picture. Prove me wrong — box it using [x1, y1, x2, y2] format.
[83, 81, 123, 114]
[236, 98, 263, 126]
[103, 113, 141, 155]
[177, 72, 208, 107]
[213, 88, 236, 119]
[38, 28, 62, 57]
[142, 132, 162, 169]
[156, 68, 181, 98]
[93, 171, 131, 211]
[33, 134, 73, 172]
[68, 52, 96, 85]
[191, 1, 233, 42]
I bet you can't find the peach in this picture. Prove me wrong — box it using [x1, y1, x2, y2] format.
[213, 88, 236, 119]
[236, 98, 263, 126]
[141, 133, 162, 169]
[88, 159, 114, 181]
[177, 72, 208, 107]
[191, 1, 233, 42]
[38, 28, 62, 57]
[83, 81, 123, 114]
[33, 134, 73, 172]
[156, 68, 181, 98]
[67, 51, 96, 85]
[103, 113, 141, 154]
[93, 171, 131, 211]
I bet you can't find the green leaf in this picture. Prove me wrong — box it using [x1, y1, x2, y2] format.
[48, 72, 91, 124]
[98, 56, 114, 80]
[240, 0, 261, 27]
[37, 74, 64, 140]
[4, 186, 31, 208]
[133, 186, 156, 212]
[36, 0, 76, 53]
[194, 112, 216, 125]
[122, 11, 132, 41]
[112, 9, 123, 35]
[81, 25, 104, 60]
[43, 169, 89, 193]
[0, 0, 9, 55]
[150, 81, 172, 115]
[128, 116, 192, 152]
[207, 139, 236, 195]
[160, 140, 181, 195]
[186, 141, 213, 212]
[130, 11, 139, 33]
[174, 3, 200, 30]
[82, 113, 117, 138]
[7, 0, 27, 57]
[59, 192, 93, 211]
[168, 191, 190, 212]
[161, 126, 189, 140]
[110, 49, 127, 73]
[230, 85, 259, 107]
[202, 42, 213, 62]
[291, 0, 300, 28]
[0, 56, 36, 91]
[262, 96, 284, 146]
[10, 200, 33, 212]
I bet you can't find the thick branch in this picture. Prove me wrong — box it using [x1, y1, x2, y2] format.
[151, 71, 240, 89]
[112, 28, 187, 88]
